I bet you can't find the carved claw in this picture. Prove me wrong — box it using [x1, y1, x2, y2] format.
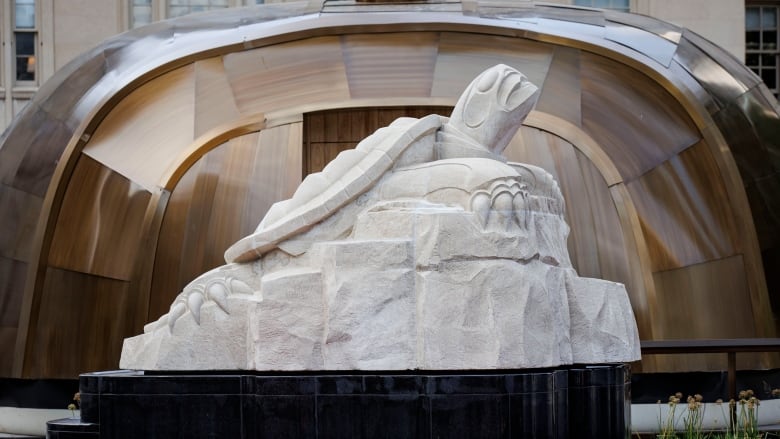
[493, 191, 515, 231]
[472, 192, 491, 228]
[471, 178, 530, 232]
[513, 191, 528, 229]
[188, 291, 204, 324]
[164, 273, 254, 331]
[168, 302, 186, 332]
[149, 263, 258, 332]
[207, 282, 230, 313]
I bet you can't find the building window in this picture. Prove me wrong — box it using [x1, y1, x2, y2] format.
[168, 0, 230, 19]
[13, 0, 37, 84]
[130, 0, 153, 29]
[746, 5, 779, 97]
[572, 0, 629, 12]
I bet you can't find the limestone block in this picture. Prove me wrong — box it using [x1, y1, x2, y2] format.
[314, 239, 417, 370]
[419, 260, 572, 369]
[249, 268, 325, 370]
[567, 272, 641, 363]
[120, 294, 257, 370]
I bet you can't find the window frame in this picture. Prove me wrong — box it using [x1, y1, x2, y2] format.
[11, 0, 38, 88]
[127, 0, 251, 30]
[572, 0, 630, 12]
[746, 2, 780, 98]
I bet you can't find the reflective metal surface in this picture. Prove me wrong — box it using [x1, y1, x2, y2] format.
[0, 2, 777, 378]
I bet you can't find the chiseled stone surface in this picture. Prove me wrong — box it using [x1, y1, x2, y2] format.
[120, 64, 641, 371]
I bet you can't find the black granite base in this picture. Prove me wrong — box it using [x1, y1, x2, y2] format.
[47, 364, 629, 438]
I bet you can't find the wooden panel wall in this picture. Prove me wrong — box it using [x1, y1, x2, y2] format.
[48, 156, 151, 280]
[304, 107, 452, 173]
[23, 155, 151, 376]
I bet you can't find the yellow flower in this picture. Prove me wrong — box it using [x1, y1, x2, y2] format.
[67, 403, 76, 411]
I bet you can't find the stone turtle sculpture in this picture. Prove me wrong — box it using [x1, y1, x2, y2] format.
[120, 64, 641, 371]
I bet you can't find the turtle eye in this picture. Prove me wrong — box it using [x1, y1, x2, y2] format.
[476, 69, 498, 92]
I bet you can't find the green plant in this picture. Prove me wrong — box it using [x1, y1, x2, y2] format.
[734, 390, 760, 439]
[649, 389, 780, 439]
[67, 392, 80, 419]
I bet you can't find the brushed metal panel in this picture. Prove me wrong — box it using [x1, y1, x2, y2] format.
[535, 47, 581, 128]
[341, 32, 439, 98]
[0, 114, 72, 197]
[716, 88, 780, 256]
[626, 141, 739, 272]
[0, 256, 26, 327]
[580, 51, 701, 181]
[682, 29, 761, 94]
[736, 88, 780, 176]
[603, 9, 681, 44]
[0, 184, 42, 262]
[223, 36, 350, 115]
[25, 267, 133, 378]
[82, 65, 197, 193]
[604, 22, 677, 67]
[477, 4, 606, 27]
[667, 60, 719, 116]
[0, 327, 16, 376]
[432, 32, 554, 99]
[48, 155, 151, 281]
[37, 52, 109, 129]
[673, 36, 749, 112]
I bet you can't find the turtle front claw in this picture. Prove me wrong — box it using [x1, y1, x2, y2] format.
[149, 265, 257, 333]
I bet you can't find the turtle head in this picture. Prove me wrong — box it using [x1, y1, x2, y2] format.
[445, 64, 539, 159]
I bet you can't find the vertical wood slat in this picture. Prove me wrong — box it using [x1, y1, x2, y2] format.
[303, 106, 453, 174]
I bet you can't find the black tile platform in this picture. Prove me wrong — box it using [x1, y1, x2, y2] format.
[47, 364, 629, 438]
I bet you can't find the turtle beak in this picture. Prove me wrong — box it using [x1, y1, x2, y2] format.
[499, 72, 538, 110]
